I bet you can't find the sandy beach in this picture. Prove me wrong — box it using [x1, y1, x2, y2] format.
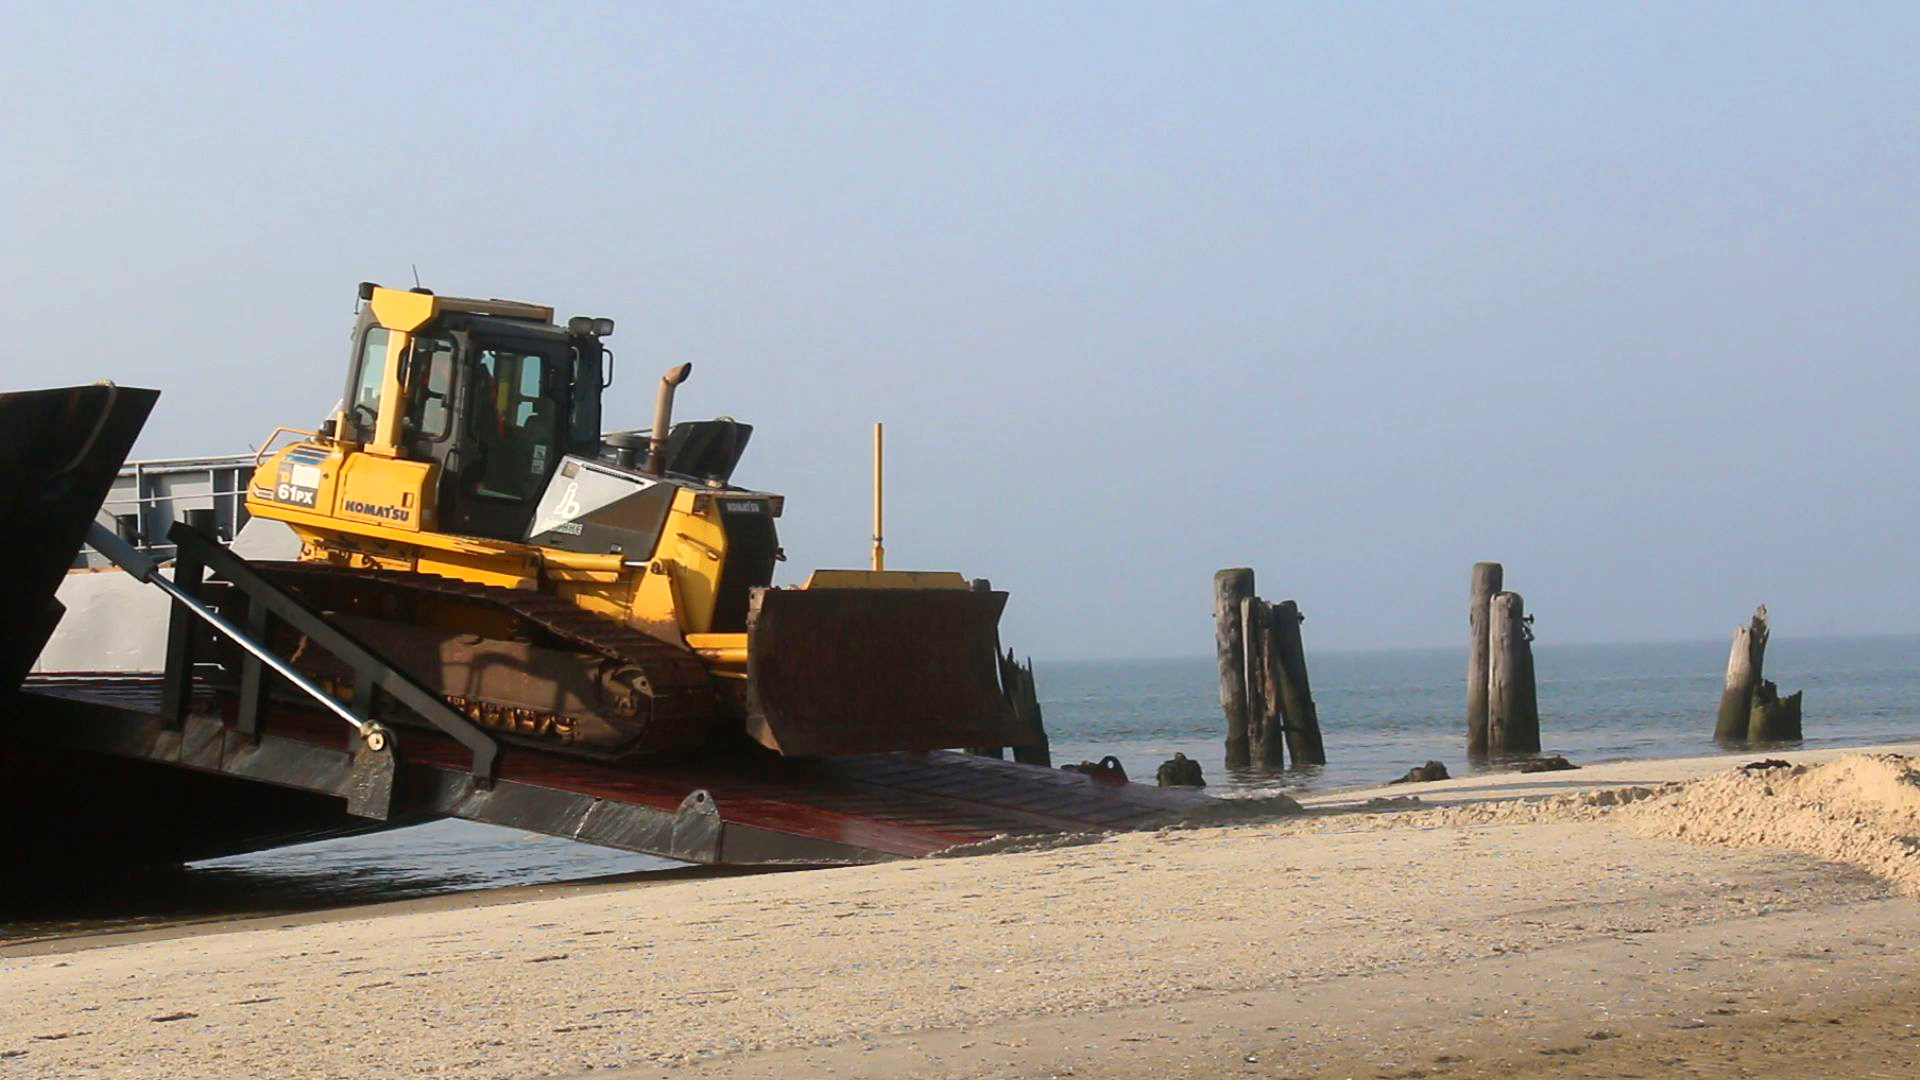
[5, 742, 1919, 1078]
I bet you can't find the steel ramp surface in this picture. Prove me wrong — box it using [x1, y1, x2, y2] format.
[11, 677, 1212, 866]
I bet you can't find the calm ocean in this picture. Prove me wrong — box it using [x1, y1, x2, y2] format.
[15, 635, 1912, 938]
[1040, 634, 1920, 792]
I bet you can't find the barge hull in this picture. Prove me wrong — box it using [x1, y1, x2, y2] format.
[14, 677, 1208, 866]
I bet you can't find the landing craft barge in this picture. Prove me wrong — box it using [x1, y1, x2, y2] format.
[2, 383, 1209, 871]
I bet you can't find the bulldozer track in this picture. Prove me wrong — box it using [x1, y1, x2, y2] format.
[250, 561, 719, 757]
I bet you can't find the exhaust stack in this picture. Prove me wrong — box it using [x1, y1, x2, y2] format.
[646, 363, 693, 475]
[871, 422, 884, 571]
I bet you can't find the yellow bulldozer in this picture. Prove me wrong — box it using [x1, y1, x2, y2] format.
[242, 282, 1024, 761]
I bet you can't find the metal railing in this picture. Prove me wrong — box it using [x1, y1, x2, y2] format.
[77, 453, 258, 567]
[95, 520, 504, 814]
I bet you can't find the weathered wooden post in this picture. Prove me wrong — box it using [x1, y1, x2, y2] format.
[1715, 606, 1768, 742]
[1270, 600, 1326, 765]
[1714, 606, 1803, 743]
[1466, 561, 1503, 756]
[1214, 568, 1255, 767]
[1256, 599, 1288, 768]
[1242, 597, 1284, 767]
[1486, 591, 1541, 753]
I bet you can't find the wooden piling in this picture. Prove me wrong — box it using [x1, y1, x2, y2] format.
[1214, 568, 1255, 768]
[1466, 561, 1503, 756]
[1242, 598, 1285, 768]
[1256, 600, 1291, 768]
[1270, 600, 1326, 765]
[1486, 591, 1541, 753]
[1715, 606, 1768, 743]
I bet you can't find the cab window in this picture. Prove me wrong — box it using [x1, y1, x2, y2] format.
[404, 336, 456, 441]
[470, 347, 560, 500]
[569, 347, 602, 448]
[348, 328, 390, 440]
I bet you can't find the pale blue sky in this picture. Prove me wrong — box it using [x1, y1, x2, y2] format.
[4, 3, 1915, 657]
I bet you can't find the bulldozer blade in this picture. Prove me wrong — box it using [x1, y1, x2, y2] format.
[743, 586, 1029, 757]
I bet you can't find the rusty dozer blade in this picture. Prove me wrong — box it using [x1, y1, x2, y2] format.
[743, 585, 1029, 757]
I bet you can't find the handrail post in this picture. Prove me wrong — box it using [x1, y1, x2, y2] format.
[159, 543, 205, 728]
[236, 597, 271, 739]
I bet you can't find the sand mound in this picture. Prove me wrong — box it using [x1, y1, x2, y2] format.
[1438, 754, 1920, 895]
[1619, 755, 1920, 895]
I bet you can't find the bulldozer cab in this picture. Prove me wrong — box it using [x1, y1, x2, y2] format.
[339, 287, 607, 542]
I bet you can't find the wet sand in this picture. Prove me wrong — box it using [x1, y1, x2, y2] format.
[4, 742, 1917, 1077]
[0, 865, 779, 959]
[685, 899, 1920, 1079]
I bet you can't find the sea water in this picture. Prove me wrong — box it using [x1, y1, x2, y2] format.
[1043, 634, 1920, 792]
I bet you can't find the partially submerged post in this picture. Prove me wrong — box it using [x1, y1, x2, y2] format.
[1466, 561, 1503, 756]
[1242, 597, 1282, 767]
[1214, 568, 1255, 767]
[1715, 606, 1803, 743]
[1486, 591, 1541, 753]
[1749, 681, 1803, 742]
[1270, 600, 1326, 765]
[1256, 599, 1288, 767]
[1216, 571, 1325, 768]
[1715, 606, 1767, 742]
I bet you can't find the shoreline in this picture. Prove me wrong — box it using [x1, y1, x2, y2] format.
[4, 741, 1917, 1077]
[1297, 736, 1920, 808]
[5, 738, 1916, 959]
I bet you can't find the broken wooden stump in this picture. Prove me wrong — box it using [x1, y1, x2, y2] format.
[1466, 561, 1503, 756]
[1486, 591, 1541, 754]
[1715, 606, 1769, 742]
[1715, 606, 1804, 744]
[1156, 753, 1206, 788]
[1214, 568, 1256, 768]
[998, 648, 1052, 767]
[1750, 681, 1803, 742]
[1390, 760, 1450, 784]
[967, 650, 1053, 763]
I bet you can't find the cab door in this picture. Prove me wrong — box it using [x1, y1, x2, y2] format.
[438, 341, 566, 541]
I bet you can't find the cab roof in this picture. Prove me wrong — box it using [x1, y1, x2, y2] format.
[366, 285, 555, 333]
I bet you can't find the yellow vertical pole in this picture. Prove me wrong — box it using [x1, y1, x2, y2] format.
[368, 330, 411, 457]
[871, 422, 885, 572]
